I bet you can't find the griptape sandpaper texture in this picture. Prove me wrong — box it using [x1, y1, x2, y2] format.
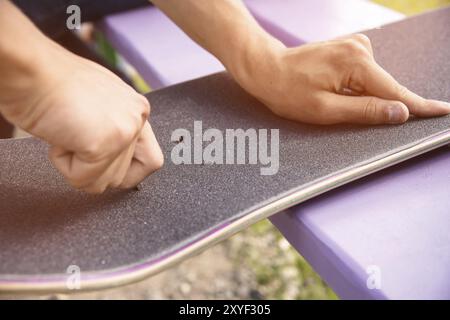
[0, 7, 449, 292]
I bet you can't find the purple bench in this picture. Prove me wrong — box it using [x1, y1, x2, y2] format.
[99, 6, 223, 90]
[272, 147, 450, 299]
[245, 0, 403, 46]
[99, 1, 449, 299]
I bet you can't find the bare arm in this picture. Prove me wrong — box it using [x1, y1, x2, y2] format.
[0, 0, 51, 117]
[151, 0, 283, 99]
[152, 0, 450, 124]
[0, 0, 163, 193]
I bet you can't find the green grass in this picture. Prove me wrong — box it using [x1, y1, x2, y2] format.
[373, 0, 450, 15]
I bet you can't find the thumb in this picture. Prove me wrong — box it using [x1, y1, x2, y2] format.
[119, 121, 164, 189]
[326, 94, 410, 125]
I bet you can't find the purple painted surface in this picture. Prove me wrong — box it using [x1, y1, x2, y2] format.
[271, 147, 450, 299]
[99, 6, 224, 89]
[245, 0, 404, 46]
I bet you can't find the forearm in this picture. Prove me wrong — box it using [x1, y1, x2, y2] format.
[151, 0, 285, 93]
[0, 0, 54, 120]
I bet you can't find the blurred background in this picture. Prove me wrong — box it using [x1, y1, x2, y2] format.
[9, 0, 450, 300]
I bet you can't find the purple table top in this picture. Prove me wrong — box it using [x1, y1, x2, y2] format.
[99, 6, 224, 89]
[245, 0, 404, 46]
[271, 147, 450, 299]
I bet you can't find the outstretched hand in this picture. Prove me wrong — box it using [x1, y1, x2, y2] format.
[239, 34, 450, 125]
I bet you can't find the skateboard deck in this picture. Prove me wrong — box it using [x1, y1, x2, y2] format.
[1, 8, 449, 293]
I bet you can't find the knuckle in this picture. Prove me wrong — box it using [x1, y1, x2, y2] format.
[352, 34, 372, 46]
[114, 121, 139, 148]
[68, 177, 86, 189]
[67, 175, 92, 191]
[147, 148, 165, 174]
[117, 179, 137, 189]
[395, 84, 425, 110]
[152, 149, 165, 170]
[109, 179, 123, 189]
[120, 180, 137, 190]
[119, 123, 138, 142]
[340, 39, 370, 58]
[396, 85, 410, 100]
[347, 59, 369, 89]
[81, 141, 104, 161]
[146, 147, 165, 173]
[141, 96, 151, 118]
[363, 97, 379, 122]
[84, 185, 107, 195]
[136, 94, 151, 120]
[63, 166, 95, 190]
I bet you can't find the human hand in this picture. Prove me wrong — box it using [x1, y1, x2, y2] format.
[1, 43, 163, 194]
[237, 34, 450, 125]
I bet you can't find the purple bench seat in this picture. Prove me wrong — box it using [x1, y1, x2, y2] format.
[99, 6, 224, 89]
[272, 147, 450, 299]
[245, 0, 403, 46]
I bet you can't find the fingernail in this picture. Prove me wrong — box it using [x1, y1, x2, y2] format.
[388, 105, 406, 123]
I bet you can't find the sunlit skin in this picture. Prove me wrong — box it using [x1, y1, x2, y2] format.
[0, 0, 449, 193]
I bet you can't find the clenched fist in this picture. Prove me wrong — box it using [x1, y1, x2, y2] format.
[1, 41, 163, 194]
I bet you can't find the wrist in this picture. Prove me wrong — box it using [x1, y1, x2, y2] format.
[0, 34, 62, 126]
[223, 32, 286, 101]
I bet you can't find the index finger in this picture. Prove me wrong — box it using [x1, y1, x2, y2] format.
[358, 61, 450, 117]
